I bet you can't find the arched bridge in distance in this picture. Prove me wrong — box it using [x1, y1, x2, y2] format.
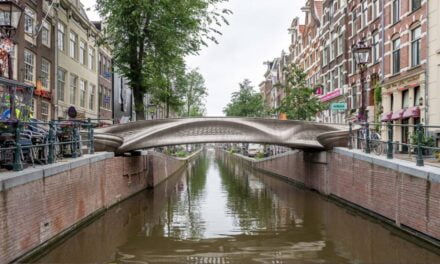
[93, 117, 352, 154]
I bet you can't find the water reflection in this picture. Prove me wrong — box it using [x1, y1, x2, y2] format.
[36, 151, 440, 264]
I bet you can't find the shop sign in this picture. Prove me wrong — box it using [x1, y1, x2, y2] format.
[330, 102, 347, 111]
[319, 88, 341, 102]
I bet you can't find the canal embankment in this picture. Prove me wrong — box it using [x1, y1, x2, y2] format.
[218, 148, 440, 247]
[0, 149, 202, 264]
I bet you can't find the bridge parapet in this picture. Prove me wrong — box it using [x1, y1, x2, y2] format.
[94, 118, 352, 153]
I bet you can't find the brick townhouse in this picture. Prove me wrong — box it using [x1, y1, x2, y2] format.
[380, 0, 426, 150]
[14, 0, 56, 122]
[319, 0, 349, 124]
[347, 0, 383, 124]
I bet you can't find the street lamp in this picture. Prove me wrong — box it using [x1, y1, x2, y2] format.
[353, 40, 371, 122]
[0, 0, 23, 120]
[0, 0, 23, 39]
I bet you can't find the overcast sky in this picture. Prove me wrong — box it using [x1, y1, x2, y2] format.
[83, 0, 302, 116]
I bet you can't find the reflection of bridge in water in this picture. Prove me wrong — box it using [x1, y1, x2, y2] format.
[94, 117, 351, 154]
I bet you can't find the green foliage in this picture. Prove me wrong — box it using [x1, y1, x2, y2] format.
[410, 132, 436, 147]
[96, 0, 230, 119]
[180, 69, 208, 117]
[255, 152, 265, 159]
[276, 64, 327, 120]
[374, 84, 382, 105]
[175, 150, 189, 158]
[223, 79, 266, 117]
[374, 84, 383, 131]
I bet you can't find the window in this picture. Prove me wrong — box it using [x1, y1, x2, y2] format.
[339, 65, 344, 88]
[41, 102, 49, 122]
[88, 48, 95, 70]
[411, 26, 421, 67]
[57, 23, 65, 51]
[390, 93, 394, 111]
[392, 38, 400, 74]
[414, 86, 420, 106]
[69, 31, 77, 59]
[89, 84, 96, 110]
[372, 32, 380, 63]
[351, 9, 357, 36]
[402, 89, 409, 108]
[24, 8, 35, 35]
[70, 74, 78, 105]
[412, 0, 421, 12]
[338, 33, 343, 56]
[41, 21, 50, 47]
[79, 40, 86, 65]
[333, 68, 339, 90]
[57, 68, 66, 102]
[322, 47, 328, 65]
[24, 50, 35, 83]
[392, 0, 400, 24]
[80, 80, 87, 107]
[373, 0, 379, 19]
[41, 59, 50, 90]
[361, 1, 368, 27]
[352, 85, 358, 109]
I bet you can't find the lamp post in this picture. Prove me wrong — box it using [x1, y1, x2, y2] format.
[353, 40, 371, 122]
[147, 104, 156, 120]
[0, 0, 23, 120]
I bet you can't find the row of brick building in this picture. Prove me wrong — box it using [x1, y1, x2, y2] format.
[2, 0, 169, 125]
[261, 0, 440, 145]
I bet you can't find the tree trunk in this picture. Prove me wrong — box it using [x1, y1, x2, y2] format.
[134, 90, 145, 121]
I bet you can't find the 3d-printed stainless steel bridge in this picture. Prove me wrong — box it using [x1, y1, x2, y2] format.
[94, 118, 351, 153]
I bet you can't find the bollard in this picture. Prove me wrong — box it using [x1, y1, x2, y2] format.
[365, 122, 371, 154]
[416, 123, 424, 167]
[87, 118, 94, 154]
[72, 125, 78, 158]
[13, 121, 23, 171]
[348, 122, 353, 149]
[387, 122, 393, 159]
[48, 121, 55, 164]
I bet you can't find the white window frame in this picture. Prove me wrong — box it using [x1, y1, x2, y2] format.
[24, 49, 35, 83]
[57, 68, 66, 102]
[41, 59, 50, 90]
[69, 31, 77, 59]
[88, 48, 95, 70]
[24, 8, 35, 35]
[41, 21, 50, 47]
[79, 40, 86, 65]
[57, 23, 65, 51]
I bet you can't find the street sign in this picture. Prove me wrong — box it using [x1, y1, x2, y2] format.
[331, 102, 347, 111]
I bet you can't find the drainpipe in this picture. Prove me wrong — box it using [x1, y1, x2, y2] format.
[380, 0, 385, 82]
[424, 0, 430, 126]
[54, 4, 59, 120]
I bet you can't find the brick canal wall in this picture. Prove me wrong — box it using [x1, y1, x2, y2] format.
[0, 150, 200, 264]
[219, 148, 440, 244]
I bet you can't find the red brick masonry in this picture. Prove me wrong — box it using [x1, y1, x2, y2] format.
[0, 150, 199, 263]
[222, 148, 440, 244]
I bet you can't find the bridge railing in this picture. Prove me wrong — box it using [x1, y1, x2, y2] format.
[348, 121, 440, 167]
[0, 119, 111, 172]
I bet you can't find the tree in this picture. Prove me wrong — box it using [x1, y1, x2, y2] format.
[223, 79, 265, 117]
[276, 64, 326, 120]
[96, 0, 230, 120]
[181, 69, 208, 117]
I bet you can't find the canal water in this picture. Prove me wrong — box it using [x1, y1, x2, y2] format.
[36, 151, 440, 263]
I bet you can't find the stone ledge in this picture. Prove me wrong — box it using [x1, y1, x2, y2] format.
[0, 152, 115, 192]
[334, 148, 440, 182]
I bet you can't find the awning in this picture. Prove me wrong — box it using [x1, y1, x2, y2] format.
[391, 109, 405, 120]
[403, 106, 420, 119]
[381, 112, 393, 122]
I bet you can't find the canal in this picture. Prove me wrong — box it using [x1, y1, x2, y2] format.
[35, 150, 440, 263]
